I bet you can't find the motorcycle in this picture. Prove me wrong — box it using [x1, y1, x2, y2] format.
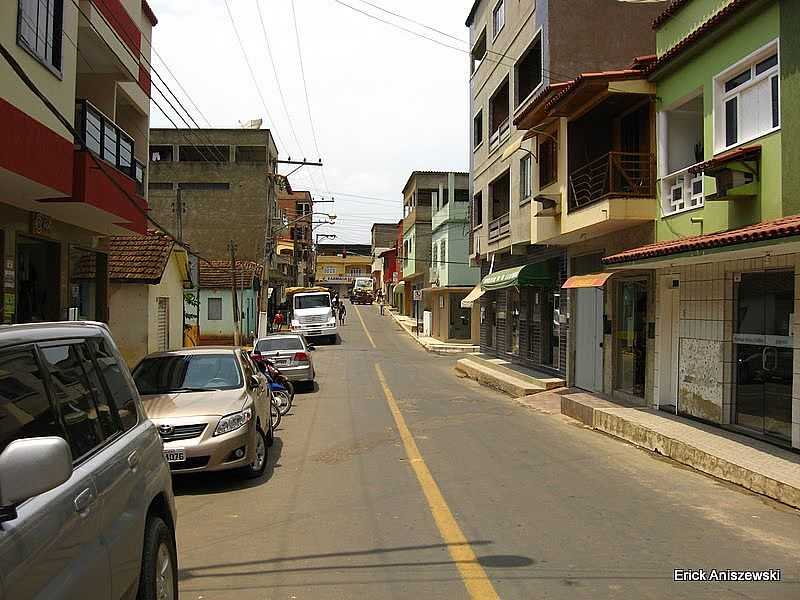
[254, 356, 294, 417]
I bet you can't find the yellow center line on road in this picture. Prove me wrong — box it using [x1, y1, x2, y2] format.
[374, 364, 501, 600]
[353, 304, 377, 349]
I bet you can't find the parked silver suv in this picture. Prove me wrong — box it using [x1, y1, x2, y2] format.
[0, 322, 178, 600]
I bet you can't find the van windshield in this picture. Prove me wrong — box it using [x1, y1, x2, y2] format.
[295, 295, 330, 309]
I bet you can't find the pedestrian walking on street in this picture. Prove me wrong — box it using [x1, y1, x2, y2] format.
[338, 301, 347, 326]
[273, 310, 284, 331]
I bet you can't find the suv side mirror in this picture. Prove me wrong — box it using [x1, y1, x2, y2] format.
[0, 437, 72, 521]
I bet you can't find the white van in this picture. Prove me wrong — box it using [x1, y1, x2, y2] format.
[290, 290, 338, 342]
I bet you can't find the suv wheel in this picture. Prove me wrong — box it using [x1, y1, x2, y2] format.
[137, 516, 177, 600]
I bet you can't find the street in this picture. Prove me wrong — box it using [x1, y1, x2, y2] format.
[174, 305, 800, 600]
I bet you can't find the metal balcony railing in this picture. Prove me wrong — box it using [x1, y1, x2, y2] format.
[488, 212, 510, 242]
[568, 152, 655, 212]
[75, 99, 144, 190]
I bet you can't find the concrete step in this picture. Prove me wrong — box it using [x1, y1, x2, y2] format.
[455, 356, 548, 397]
[459, 354, 565, 391]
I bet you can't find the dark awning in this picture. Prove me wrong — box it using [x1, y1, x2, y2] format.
[481, 262, 555, 291]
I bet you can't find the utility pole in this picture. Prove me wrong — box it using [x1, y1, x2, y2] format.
[228, 240, 241, 346]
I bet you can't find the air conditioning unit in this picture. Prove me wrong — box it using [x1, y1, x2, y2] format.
[715, 170, 754, 197]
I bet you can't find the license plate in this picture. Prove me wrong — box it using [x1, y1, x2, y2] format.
[274, 359, 289, 366]
[163, 449, 186, 463]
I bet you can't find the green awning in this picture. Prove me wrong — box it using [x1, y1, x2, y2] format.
[481, 262, 555, 291]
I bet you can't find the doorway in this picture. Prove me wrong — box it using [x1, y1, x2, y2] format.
[16, 236, 60, 323]
[449, 293, 471, 340]
[734, 271, 793, 442]
[539, 288, 560, 369]
[658, 275, 680, 412]
[485, 297, 496, 348]
[615, 279, 648, 398]
[574, 288, 603, 392]
[507, 287, 520, 355]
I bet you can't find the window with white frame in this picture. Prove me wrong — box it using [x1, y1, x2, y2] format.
[441, 239, 446, 264]
[492, 0, 505, 38]
[716, 43, 779, 152]
[520, 154, 532, 201]
[323, 266, 336, 275]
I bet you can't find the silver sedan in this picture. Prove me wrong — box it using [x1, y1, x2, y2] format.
[252, 334, 316, 383]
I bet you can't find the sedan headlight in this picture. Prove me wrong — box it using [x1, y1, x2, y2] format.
[214, 407, 253, 436]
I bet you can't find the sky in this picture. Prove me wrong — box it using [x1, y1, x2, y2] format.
[147, 0, 474, 243]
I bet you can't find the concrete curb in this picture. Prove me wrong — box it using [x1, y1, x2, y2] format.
[455, 357, 546, 397]
[561, 395, 800, 511]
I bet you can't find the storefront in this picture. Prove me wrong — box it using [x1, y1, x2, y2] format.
[478, 250, 567, 376]
[604, 216, 800, 450]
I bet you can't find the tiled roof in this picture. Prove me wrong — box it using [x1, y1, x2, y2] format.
[652, 0, 692, 29]
[543, 68, 648, 112]
[142, 0, 157, 26]
[689, 145, 761, 174]
[512, 83, 570, 129]
[603, 215, 800, 266]
[108, 231, 175, 283]
[647, 0, 756, 76]
[199, 260, 263, 289]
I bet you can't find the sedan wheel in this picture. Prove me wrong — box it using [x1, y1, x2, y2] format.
[244, 427, 267, 479]
[156, 542, 175, 600]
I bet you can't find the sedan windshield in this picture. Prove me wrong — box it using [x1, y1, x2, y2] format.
[133, 353, 242, 394]
[256, 338, 304, 352]
[295, 295, 330, 309]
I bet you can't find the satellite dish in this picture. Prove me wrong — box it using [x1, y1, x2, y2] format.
[238, 119, 263, 129]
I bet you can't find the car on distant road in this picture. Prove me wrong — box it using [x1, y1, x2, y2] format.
[252, 333, 316, 384]
[133, 347, 272, 478]
[0, 321, 178, 600]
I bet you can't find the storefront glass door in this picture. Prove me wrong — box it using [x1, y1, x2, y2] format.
[734, 271, 793, 442]
[615, 280, 647, 398]
[507, 288, 520, 355]
[449, 294, 471, 340]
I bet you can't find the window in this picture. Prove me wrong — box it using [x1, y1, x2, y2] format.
[323, 266, 336, 275]
[539, 132, 558, 187]
[442, 189, 449, 207]
[455, 190, 469, 202]
[17, 0, 63, 72]
[489, 78, 510, 149]
[235, 146, 267, 163]
[0, 347, 62, 453]
[471, 29, 487, 74]
[40, 344, 122, 460]
[441, 240, 446, 264]
[207, 297, 223, 320]
[520, 154, 532, 200]
[473, 191, 483, 226]
[179, 145, 230, 162]
[150, 145, 173, 162]
[179, 182, 231, 191]
[149, 182, 173, 191]
[88, 337, 138, 431]
[716, 45, 779, 151]
[515, 36, 543, 106]
[256, 337, 304, 352]
[492, 0, 505, 38]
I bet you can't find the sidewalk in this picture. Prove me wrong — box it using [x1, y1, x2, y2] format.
[535, 388, 800, 510]
[387, 309, 480, 355]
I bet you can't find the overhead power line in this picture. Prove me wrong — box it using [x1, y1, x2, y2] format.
[223, 0, 288, 153]
[353, 0, 467, 44]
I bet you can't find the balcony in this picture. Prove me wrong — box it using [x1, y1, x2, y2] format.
[69, 99, 148, 233]
[489, 118, 510, 151]
[568, 152, 655, 212]
[661, 164, 704, 215]
[488, 213, 510, 242]
[403, 205, 431, 232]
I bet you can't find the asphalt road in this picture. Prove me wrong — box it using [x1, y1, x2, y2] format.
[173, 304, 800, 600]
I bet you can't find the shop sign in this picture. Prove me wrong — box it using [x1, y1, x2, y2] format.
[31, 212, 51, 236]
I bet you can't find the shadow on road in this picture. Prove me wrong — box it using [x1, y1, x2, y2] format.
[172, 437, 283, 496]
[178, 541, 537, 581]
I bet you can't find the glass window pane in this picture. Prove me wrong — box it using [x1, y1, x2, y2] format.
[725, 97, 738, 147]
[0, 348, 62, 454]
[207, 297, 223, 320]
[88, 338, 138, 432]
[755, 54, 778, 75]
[725, 69, 751, 92]
[772, 75, 779, 128]
[40, 344, 105, 460]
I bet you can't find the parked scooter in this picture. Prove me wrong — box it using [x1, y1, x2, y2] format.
[255, 358, 294, 417]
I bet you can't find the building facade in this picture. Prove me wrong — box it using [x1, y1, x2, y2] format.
[1, 0, 156, 325]
[278, 189, 314, 288]
[426, 172, 480, 342]
[197, 260, 263, 345]
[106, 231, 190, 367]
[314, 244, 373, 299]
[147, 128, 279, 262]
[466, 0, 662, 377]
[602, 0, 800, 451]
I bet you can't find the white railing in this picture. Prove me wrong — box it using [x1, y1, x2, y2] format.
[661, 164, 704, 215]
[489, 118, 510, 150]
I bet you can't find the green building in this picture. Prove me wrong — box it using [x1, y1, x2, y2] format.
[604, 0, 799, 450]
